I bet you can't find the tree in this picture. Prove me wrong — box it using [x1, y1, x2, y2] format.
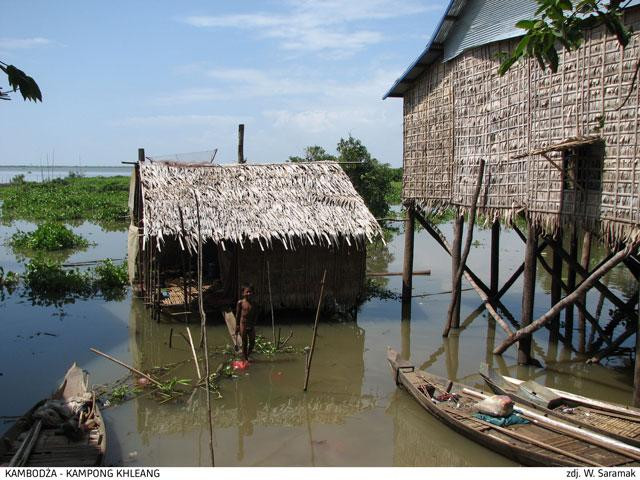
[289, 136, 395, 219]
[499, 0, 632, 76]
[0, 61, 42, 102]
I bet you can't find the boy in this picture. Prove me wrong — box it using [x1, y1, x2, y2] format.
[235, 284, 257, 361]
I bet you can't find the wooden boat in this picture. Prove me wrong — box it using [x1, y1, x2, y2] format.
[0, 364, 106, 467]
[479, 363, 640, 448]
[387, 347, 640, 467]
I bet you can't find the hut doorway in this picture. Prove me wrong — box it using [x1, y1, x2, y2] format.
[561, 140, 604, 222]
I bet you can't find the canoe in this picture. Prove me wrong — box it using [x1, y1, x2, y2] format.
[0, 364, 106, 467]
[479, 363, 640, 448]
[387, 347, 639, 467]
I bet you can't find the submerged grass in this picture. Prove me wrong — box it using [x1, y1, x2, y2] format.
[0, 175, 130, 225]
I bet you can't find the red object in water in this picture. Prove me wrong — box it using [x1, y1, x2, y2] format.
[232, 360, 249, 370]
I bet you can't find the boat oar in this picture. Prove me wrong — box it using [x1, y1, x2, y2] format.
[8, 419, 42, 467]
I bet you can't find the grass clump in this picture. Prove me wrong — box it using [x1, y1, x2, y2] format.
[0, 176, 130, 225]
[24, 258, 93, 299]
[94, 259, 129, 301]
[11, 222, 89, 251]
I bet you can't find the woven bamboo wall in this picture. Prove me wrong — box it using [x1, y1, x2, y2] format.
[237, 240, 367, 311]
[403, 8, 640, 245]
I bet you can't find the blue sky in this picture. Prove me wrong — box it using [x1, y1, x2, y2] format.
[0, 1, 445, 167]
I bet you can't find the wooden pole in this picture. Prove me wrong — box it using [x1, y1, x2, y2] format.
[490, 220, 500, 296]
[90, 348, 162, 387]
[518, 221, 537, 364]
[186, 327, 202, 381]
[451, 212, 464, 328]
[304, 270, 327, 391]
[266, 260, 276, 344]
[494, 243, 637, 355]
[634, 281, 640, 407]
[550, 231, 563, 340]
[565, 225, 579, 344]
[238, 124, 245, 164]
[194, 191, 215, 467]
[578, 230, 592, 353]
[401, 206, 415, 320]
[178, 207, 190, 322]
[444, 158, 485, 337]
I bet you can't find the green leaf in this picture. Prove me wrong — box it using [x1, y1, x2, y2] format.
[515, 20, 537, 30]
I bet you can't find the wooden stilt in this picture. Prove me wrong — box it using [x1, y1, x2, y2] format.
[451, 212, 463, 328]
[565, 226, 579, 344]
[304, 270, 327, 391]
[401, 206, 415, 320]
[490, 220, 500, 296]
[401, 318, 411, 360]
[633, 287, 640, 406]
[578, 231, 592, 353]
[550, 232, 563, 339]
[495, 242, 638, 355]
[444, 158, 485, 337]
[178, 207, 190, 322]
[518, 221, 537, 364]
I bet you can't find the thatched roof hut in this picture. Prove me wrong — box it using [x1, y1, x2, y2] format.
[129, 160, 382, 312]
[385, 0, 640, 247]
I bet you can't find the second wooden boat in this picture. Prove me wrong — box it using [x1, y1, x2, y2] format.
[0, 364, 106, 467]
[387, 347, 640, 467]
[479, 363, 640, 448]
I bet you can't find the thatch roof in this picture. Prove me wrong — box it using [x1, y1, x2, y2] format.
[138, 161, 382, 251]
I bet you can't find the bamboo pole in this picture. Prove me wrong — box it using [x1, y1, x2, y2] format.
[451, 212, 463, 328]
[550, 231, 563, 339]
[578, 231, 592, 353]
[402, 206, 415, 320]
[238, 124, 245, 164]
[518, 221, 537, 364]
[90, 348, 162, 387]
[186, 327, 202, 381]
[178, 207, 190, 322]
[304, 270, 327, 391]
[490, 220, 500, 296]
[266, 260, 276, 344]
[565, 226, 579, 344]
[444, 159, 485, 337]
[194, 192, 215, 467]
[494, 243, 638, 355]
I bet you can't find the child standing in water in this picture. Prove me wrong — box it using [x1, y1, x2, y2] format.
[235, 284, 257, 361]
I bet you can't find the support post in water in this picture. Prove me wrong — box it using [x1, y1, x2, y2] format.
[550, 229, 563, 340]
[451, 211, 464, 328]
[565, 225, 579, 345]
[634, 279, 640, 407]
[401, 205, 415, 320]
[518, 220, 537, 365]
[578, 230, 592, 353]
[304, 270, 327, 392]
[267, 260, 276, 344]
[444, 158, 485, 337]
[490, 220, 500, 296]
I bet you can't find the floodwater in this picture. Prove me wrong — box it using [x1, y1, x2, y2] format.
[0, 212, 637, 466]
[0, 165, 131, 184]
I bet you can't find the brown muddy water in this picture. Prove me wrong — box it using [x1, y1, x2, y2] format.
[0, 216, 637, 466]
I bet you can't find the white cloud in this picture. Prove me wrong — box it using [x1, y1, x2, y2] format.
[111, 114, 241, 128]
[0, 37, 52, 50]
[182, 0, 442, 56]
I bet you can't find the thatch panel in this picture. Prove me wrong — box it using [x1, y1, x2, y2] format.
[236, 241, 366, 311]
[138, 161, 382, 252]
[401, 6, 640, 246]
[403, 61, 454, 210]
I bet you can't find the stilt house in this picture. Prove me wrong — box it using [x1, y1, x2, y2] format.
[387, 0, 640, 375]
[128, 158, 382, 316]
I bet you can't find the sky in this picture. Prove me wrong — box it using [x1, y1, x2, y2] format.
[0, 1, 445, 167]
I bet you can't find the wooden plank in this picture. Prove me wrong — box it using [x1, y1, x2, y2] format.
[223, 310, 242, 349]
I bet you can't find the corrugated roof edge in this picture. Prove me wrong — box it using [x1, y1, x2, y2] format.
[383, 0, 459, 99]
[384, 0, 640, 100]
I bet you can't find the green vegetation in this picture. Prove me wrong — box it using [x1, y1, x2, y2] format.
[10, 222, 89, 251]
[108, 384, 142, 405]
[0, 61, 42, 102]
[289, 136, 398, 218]
[22, 258, 129, 306]
[253, 335, 296, 356]
[499, 0, 632, 75]
[0, 175, 130, 225]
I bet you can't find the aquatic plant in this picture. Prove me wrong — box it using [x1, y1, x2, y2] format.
[0, 266, 19, 288]
[253, 335, 296, 356]
[94, 259, 128, 299]
[23, 258, 93, 300]
[10, 222, 89, 251]
[0, 175, 130, 225]
[108, 384, 141, 404]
